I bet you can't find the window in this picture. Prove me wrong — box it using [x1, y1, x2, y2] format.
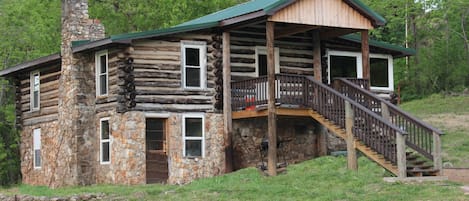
[96, 50, 108, 96]
[146, 118, 165, 151]
[327, 50, 393, 91]
[255, 47, 280, 77]
[30, 72, 40, 111]
[100, 118, 111, 164]
[183, 114, 204, 157]
[182, 41, 206, 89]
[33, 128, 41, 169]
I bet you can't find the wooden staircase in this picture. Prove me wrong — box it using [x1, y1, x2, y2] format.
[231, 74, 443, 178]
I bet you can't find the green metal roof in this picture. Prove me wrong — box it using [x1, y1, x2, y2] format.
[339, 34, 416, 57]
[176, 0, 291, 27]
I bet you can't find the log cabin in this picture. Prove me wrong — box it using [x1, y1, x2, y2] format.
[0, 0, 442, 187]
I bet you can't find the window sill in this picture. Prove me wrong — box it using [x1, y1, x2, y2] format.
[183, 87, 209, 92]
[184, 156, 203, 161]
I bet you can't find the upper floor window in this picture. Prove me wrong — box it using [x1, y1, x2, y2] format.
[181, 41, 206, 89]
[30, 71, 40, 111]
[327, 50, 394, 91]
[255, 46, 280, 77]
[96, 50, 108, 96]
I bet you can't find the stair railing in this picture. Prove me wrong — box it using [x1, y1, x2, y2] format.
[333, 78, 443, 171]
[232, 74, 408, 173]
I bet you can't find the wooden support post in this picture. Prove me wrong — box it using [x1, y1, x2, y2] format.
[345, 101, 358, 170]
[222, 32, 233, 173]
[266, 21, 278, 176]
[433, 132, 442, 175]
[396, 132, 407, 178]
[361, 30, 370, 80]
[312, 30, 322, 82]
[317, 125, 328, 156]
[381, 102, 390, 121]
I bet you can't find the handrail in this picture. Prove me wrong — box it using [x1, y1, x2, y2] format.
[231, 74, 407, 165]
[334, 78, 443, 160]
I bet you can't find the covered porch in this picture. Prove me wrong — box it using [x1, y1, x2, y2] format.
[222, 0, 384, 176]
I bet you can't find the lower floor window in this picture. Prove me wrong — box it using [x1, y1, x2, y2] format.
[100, 118, 111, 164]
[183, 115, 204, 157]
[33, 128, 41, 168]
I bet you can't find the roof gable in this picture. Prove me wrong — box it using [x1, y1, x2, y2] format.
[269, 0, 375, 29]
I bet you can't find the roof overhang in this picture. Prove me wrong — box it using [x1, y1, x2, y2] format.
[0, 53, 61, 77]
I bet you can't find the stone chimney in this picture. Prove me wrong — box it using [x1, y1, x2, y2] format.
[53, 0, 104, 187]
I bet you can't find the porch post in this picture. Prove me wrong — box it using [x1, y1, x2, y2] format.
[222, 31, 233, 173]
[433, 132, 442, 175]
[345, 101, 358, 170]
[266, 21, 278, 176]
[396, 132, 407, 178]
[313, 30, 327, 156]
[312, 30, 322, 81]
[361, 30, 370, 81]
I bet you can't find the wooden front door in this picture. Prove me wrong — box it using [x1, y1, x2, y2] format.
[145, 118, 168, 184]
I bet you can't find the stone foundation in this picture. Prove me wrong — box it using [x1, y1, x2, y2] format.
[232, 116, 347, 170]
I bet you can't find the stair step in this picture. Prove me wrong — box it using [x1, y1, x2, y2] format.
[406, 154, 419, 161]
[407, 159, 427, 165]
[407, 169, 440, 177]
[407, 164, 433, 170]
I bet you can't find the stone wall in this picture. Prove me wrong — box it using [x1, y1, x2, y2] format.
[91, 111, 224, 185]
[232, 116, 347, 170]
[95, 111, 146, 185]
[20, 121, 58, 186]
[167, 113, 225, 184]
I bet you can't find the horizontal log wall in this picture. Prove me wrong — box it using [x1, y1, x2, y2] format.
[230, 24, 314, 81]
[129, 32, 222, 113]
[18, 65, 61, 126]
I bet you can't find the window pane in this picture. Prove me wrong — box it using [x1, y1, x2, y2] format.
[101, 120, 109, 139]
[34, 74, 40, 91]
[33, 91, 39, 108]
[330, 55, 357, 79]
[258, 54, 267, 76]
[185, 68, 200, 87]
[370, 58, 389, 87]
[100, 75, 107, 94]
[185, 48, 200, 66]
[34, 149, 41, 167]
[185, 118, 202, 137]
[102, 142, 110, 162]
[100, 55, 107, 74]
[185, 140, 202, 157]
[146, 119, 164, 150]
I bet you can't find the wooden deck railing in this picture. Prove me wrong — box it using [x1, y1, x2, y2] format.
[333, 78, 443, 164]
[231, 74, 407, 166]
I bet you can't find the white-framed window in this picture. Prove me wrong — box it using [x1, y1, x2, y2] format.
[181, 41, 207, 89]
[327, 50, 394, 91]
[33, 128, 41, 169]
[100, 118, 111, 164]
[182, 114, 205, 158]
[96, 50, 109, 96]
[255, 46, 280, 77]
[30, 71, 40, 111]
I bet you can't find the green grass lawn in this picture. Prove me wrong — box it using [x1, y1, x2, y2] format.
[400, 94, 469, 167]
[1, 157, 467, 200]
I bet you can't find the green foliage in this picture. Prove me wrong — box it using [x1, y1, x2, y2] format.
[0, 104, 20, 186]
[1, 157, 466, 200]
[88, 0, 247, 35]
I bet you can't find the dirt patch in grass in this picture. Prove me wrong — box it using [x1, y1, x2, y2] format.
[423, 113, 469, 131]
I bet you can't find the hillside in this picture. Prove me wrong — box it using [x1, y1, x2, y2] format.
[400, 94, 469, 167]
